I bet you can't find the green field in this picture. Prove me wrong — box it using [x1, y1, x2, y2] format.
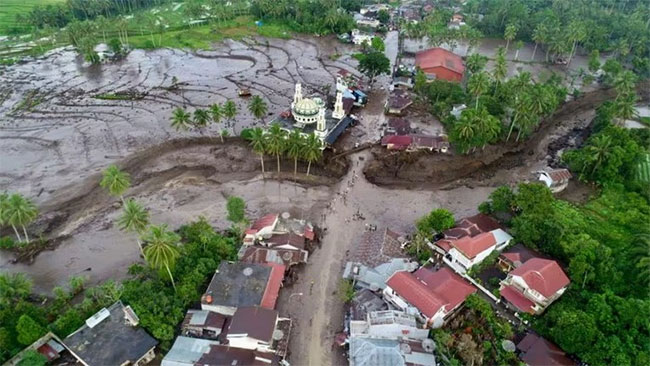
[0, 0, 63, 35]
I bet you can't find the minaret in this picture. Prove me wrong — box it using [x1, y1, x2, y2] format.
[332, 91, 345, 120]
[316, 107, 327, 138]
[291, 83, 303, 110]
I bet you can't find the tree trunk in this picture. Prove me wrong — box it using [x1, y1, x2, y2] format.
[294, 158, 298, 178]
[475, 97, 479, 109]
[220, 133, 224, 143]
[515, 49, 520, 60]
[22, 225, 29, 243]
[276, 154, 281, 173]
[516, 129, 523, 141]
[545, 48, 550, 63]
[531, 43, 538, 61]
[260, 154, 265, 174]
[136, 238, 144, 256]
[12, 224, 22, 242]
[307, 160, 312, 176]
[165, 264, 176, 292]
[506, 116, 517, 142]
[505, 39, 510, 52]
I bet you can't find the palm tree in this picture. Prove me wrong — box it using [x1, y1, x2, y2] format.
[567, 20, 587, 66]
[193, 109, 211, 129]
[286, 130, 305, 178]
[303, 133, 323, 176]
[141, 224, 180, 291]
[468, 72, 490, 109]
[613, 93, 638, 125]
[514, 41, 524, 61]
[506, 93, 532, 142]
[265, 124, 287, 174]
[474, 108, 501, 149]
[450, 114, 476, 154]
[614, 71, 637, 99]
[210, 103, 224, 142]
[465, 53, 487, 74]
[223, 100, 238, 134]
[171, 107, 192, 131]
[248, 127, 266, 174]
[0, 273, 32, 305]
[248, 95, 268, 125]
[504, 23, 517, 52]
[587, 134, 612, 175]
[100, 165, 130, 203]
[493, 47, 508, 83]
[531, 23, 546, 61]
[4, 194, 38, 243]
[118, 199, 149, 255]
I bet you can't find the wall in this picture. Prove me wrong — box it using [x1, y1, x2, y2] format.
[422, 66, 462, 82]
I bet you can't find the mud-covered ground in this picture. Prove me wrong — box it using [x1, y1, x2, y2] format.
[0, 36, 361, 204]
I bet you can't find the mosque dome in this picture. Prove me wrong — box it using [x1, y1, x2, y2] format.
[293, 98, 320, 117]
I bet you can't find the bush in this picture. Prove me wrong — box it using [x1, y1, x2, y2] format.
[0, 236, 16, 249]
[339, 279, 355, 303]
[17, 350, 47, 366]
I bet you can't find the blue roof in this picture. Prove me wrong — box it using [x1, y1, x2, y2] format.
[325, 117, 354, 145]
[344, 90, 356, 99]
[353, 90, 367, 98]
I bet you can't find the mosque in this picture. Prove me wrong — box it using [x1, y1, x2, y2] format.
[275, 79, 357, 147]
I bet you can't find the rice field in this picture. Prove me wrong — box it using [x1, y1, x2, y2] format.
[0, 0, 63, 35]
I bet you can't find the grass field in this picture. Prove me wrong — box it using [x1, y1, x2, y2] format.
[0, 0, 63, 35]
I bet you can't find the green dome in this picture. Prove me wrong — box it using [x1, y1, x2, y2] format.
[293, 98, 320, 116]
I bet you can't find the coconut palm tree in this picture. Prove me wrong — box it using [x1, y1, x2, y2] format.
[193, 109, 211, 129]
[141, 224, 180, 291]
[223, 100, 238, 134]
[0, 273, 32, 305]
[248, 95, 268, 125]
[171, 107, 192, 131]
[450, 114, 476, 154]
[248, 127, 266, 174]
[303, 133, 323, 176]
[468, 72, 490, 109]
[613, 93, 638, 125]
[210, 103, 224, 142]
[531, 23, 546, 61]
[286, 130, 305, 178]
[5, 194, 38, 243]
[465, 53, 487, 74]
[493, 47, 508, 84]
[100, 165, 130, 204]
[586, 134, 612, 175]
[514, 41, 524, 61]
[504, 23, 517, 52]
[506, 93, 532, 142]
[118, 199, 149, 255]
[614, 71, 637, 99]
[265, 124, 287, 174]
[473, 108, 501, 149]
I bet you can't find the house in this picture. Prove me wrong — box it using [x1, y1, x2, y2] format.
[409, 134, 449, 153]
[393, 76, 414, 89]
[448, 14, 466, 29]
[240, 245, 308, 268]
[347, 228, 408, 268]
[415, 48, 465, 82]
[4, 333, 66, 366]
[243, 212, 314, 247]
[201, 261, 284, 315]
[537, 169, 572, 193]
[162, 337, 280, 366]
[354, 14, 381, 28]
[180, 310, 229, 341]
[500, 258, 570, 315]
[63, 301, 157, 366]
[438, 229, 513, 273]
[381, 135, 413, 150]
[343, 258, 419, 291]
[498, 243, 541, 272]
[351, 29, 373, 45]
[350, 310, 429, 340]
[385, 89, 413, 115]
[349, 289, 388, 320]
[226, 306, 292, 357]
[383, 267, 476, 328]
[349, 337, 436, 366]
[384, 117, 411, 136]
[516, 333, 575, 366]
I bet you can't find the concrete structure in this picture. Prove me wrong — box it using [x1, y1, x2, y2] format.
[349, 289, 389, 320]
[385, 89, 413, 115]
[180, 310, 229, 340]
[351, 29, 373, 45]
[500, 258, 570, 315]
[349, 337, 436, 366]
[343, 258, 419, 291]
[201, 261, 284, 315]
[350, 310, 429, 340]
[537, 169, 572, 193]
[415, 48, 465, 82]
[498, 244, 541, 272]
[226, 306, 291, 357]
[383, 267, 476, 328]
[3, 333, 66, 366]
[63, 301, 157, 366]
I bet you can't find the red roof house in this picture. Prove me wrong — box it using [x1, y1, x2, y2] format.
[260, 264, 286, 309]
[381, 135, 413, 150]
[500, 258, 570, 314]
[415, 48, 465, 82]
[383, 267, 476, 327]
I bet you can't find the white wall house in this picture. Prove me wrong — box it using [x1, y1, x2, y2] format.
[350, 310, 429, 340]
[499, 258, 570, 315]
[443, 229, 512, 274]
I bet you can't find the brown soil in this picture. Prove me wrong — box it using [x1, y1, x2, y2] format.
[364, 81, 650, 189]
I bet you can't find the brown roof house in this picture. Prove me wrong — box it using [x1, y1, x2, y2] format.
[415, 48, 465, 82]
[536, 168, 572, 193]
[498, 243, 542, 272]
[225, 306, 292, 357]
[385, 89, 413, 115]
[63, 301, 157, 366]
[516, 333, 575, 366]
[500, 258, 570, 315]
[180, 310, 230, 341]
[201, 261, 284, 315]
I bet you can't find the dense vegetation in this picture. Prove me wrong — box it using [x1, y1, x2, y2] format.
[0, 217, 238, 363]
[480, 109, 650, 366]
[250, 0, 356, 35]
[465, 0, 650, 75]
